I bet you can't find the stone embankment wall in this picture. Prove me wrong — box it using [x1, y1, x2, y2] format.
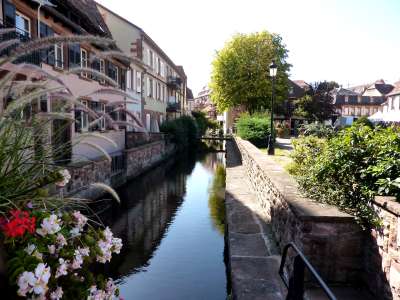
[365, 196, 400, 299]
[233, 136, 400, 299]
[64, 139, 175, 199]
[234, 137, 363, 284]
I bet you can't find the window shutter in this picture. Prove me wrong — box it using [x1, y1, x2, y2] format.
[74, 109, 82, 133]
[3, 0, 16, 27]
[120, 68, 126, 91]
[137, 72, 141, 93]
[68, 44, 80, 69]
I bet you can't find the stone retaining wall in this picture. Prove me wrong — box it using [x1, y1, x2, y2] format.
[365, 196, 400, 299]
[65, 139, 175, 199]
[234, 137, 363, 284]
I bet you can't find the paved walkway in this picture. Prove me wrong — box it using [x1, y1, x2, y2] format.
[225, 140, 286, 300]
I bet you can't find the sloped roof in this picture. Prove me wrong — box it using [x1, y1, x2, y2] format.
[387, 81, 400, 96]
[46, 0, 112, 37]
[333, 87, 360, 96]
[349, 79, 393, 96]
[186, 87, 194, 100]
[292, 80, 310, 91]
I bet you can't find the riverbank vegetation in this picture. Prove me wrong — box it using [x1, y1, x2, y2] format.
[288, 123, 400, 226]
[160, 112, 219, 148]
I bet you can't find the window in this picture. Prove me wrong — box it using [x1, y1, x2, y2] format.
[146, 114, 151, 131]
[69, 44, 81, 69]
[107, 62, 118, 84]
[149, 50, 154, 68]
[136, 71, 141, 93]
[147, 78, 151, 97]
[80, 49, 88, 78]
[16, 12, 30, 38]
[55, 43, 63, 69]
[39, 95, 48, 112]
[99, 59, 105, 84]
[100, 103, 106, 130]
[80, 101, 89, 132]
[127, 68, 132, 90]
[157, 58, 161, 75]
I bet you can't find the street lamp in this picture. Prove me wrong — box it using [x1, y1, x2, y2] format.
[268, 60, 277, 155]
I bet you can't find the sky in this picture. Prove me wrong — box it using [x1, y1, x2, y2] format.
[96, 0, 400, 96]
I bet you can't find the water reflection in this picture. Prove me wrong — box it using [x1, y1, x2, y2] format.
[96, 147, 227, 299]
[208, 164, 226, 235]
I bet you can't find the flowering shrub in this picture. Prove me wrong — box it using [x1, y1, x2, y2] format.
[2, 209, 122, 299]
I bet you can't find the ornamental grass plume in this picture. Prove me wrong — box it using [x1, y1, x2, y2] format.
[0, 30, 145, 299]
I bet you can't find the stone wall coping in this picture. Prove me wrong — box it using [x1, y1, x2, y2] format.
[124, 140, 164, 153]
[235, 136, 354, 223]
[374, 196, 400, 216]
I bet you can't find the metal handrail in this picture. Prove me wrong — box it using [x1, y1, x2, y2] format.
[279, 243, 337, 300]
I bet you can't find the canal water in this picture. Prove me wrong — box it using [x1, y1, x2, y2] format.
[97, 147, 228, 300]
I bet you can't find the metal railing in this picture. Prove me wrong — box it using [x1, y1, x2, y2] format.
[279, 243, 337, 300]
[0, 19, 41, 66]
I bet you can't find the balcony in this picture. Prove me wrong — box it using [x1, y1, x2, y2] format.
[167, 98, 181, 112]
[0, 20, 41, 66]
[167, 76, 182, 89]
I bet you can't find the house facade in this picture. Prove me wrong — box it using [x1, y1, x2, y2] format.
[97, 4, 188, 131]
[1, 0, 131, 162]
[333, 79, 393, 125]
[380, 81, 400, 122]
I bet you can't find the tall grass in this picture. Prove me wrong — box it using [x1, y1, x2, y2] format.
[0, 30, 144, 215]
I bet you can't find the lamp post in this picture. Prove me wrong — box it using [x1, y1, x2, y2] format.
[268, 61, 277, 155]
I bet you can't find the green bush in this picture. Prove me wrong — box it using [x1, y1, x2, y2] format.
[191, 111, 219, 136]
[299, 122, 335, 138]
[353, 116, 374, 128]
[160, 116, 199, 148]
[289, 124, 400, 226]
[236, 113, 271, 147]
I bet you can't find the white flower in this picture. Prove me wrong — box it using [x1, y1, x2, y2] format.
[17, 264, 51, 298]
[96, 228, 123, 264]
[77, 246, 90, 257]
[55, 258, 68, 278]
[56, 233, 67, 250]
[50, 287, 63, 300]
[103, 227, 113, 242]
[24, 244, 36, 255]
[17, 271, 35, 297]
[72, 211, 88, 230]
[56, 169, 71, 187]
[112, 238, 123, 254]
[33, 263, 51, 296]
[36, 215, 62, 236]
[69, 226, 81, 238]
[71, 250, 83, 270]
[48, 245, 56, 255]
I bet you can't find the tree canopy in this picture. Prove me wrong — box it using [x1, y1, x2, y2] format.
[209, 31, 291, 113]
[293, 81, 338, 121]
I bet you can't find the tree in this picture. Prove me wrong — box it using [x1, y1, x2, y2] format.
[293, 81, 338, 122]
[209, 31, 291, 113]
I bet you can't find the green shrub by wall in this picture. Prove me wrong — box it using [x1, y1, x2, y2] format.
[289, 124, 400, 226]
[236, 113, 271, 147]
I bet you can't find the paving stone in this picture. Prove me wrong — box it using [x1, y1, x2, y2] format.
[229, 233, 269, 256]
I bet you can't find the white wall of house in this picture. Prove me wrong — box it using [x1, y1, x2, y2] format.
[42, 64, 133, 161]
